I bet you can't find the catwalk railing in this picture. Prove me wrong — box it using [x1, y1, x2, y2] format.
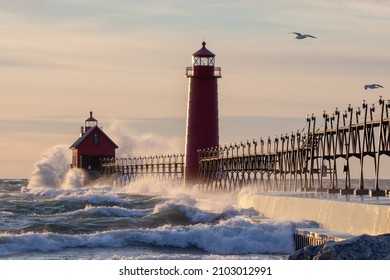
[100, 97, 390, 195]
[101, 154, 184, 185]
[198, 97, 390, 195]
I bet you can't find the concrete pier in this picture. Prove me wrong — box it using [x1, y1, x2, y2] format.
[237, 192, 390, 236]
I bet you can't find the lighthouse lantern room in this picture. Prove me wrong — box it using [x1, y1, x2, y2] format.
[70, 112, 118, 171]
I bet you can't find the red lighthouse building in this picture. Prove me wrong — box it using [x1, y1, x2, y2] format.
[184, 42, 222, 186]
[70, 112, 118, 172]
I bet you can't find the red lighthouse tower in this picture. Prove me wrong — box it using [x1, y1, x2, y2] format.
[184, 41, 222, 186]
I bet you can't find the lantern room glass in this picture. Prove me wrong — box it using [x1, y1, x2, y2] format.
[192, 56, 215, 66]
[85, 120, 97, 128]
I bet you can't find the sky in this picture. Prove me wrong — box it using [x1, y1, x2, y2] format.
[1, 0, 389, 178]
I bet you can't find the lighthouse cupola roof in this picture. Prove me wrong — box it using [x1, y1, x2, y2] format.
[192, 41, 215, 57]
[85, 111, 98, 132]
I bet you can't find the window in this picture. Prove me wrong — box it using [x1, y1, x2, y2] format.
[193, 57, 200, 65]
[86, 120, 97, 128]
[200, 57, 208, 65]
[192, 56, 215, 66]
[93, 133, 99, 144]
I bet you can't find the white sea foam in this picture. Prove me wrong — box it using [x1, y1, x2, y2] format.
[27, 145, 70, 189]
[0, 216, 295, 257]
[76, 205, 149, 217]
[57, 192, 130, 206]
[153, 202, 222, 223]
[32, 205, 150, 218]
[120, 177, 241, 214]
[106, 121, 182, 158]
[25, 145, 88, 193]
[61, 168, 87, 189]
[14, 141, 296, 259]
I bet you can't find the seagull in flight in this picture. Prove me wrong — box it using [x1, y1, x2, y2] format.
[290, 32, 316, 39]
[364, 84, 384, 90]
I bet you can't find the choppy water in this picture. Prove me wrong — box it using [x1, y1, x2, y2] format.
[0, 177, 303, 260]
[4, 145, 387, 260]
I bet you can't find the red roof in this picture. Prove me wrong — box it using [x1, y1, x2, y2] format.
[69, 126, 118, 149]
[193, 41, 215, 57]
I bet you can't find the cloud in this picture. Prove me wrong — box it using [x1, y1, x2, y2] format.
[0, 57, 75, 70]
[0, 0, 48, 17]
[282, 0, 390, 16]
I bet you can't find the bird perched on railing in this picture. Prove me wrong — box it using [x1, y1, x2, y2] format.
[290, 32, 316, 39]
[364, 84, 384, 90]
